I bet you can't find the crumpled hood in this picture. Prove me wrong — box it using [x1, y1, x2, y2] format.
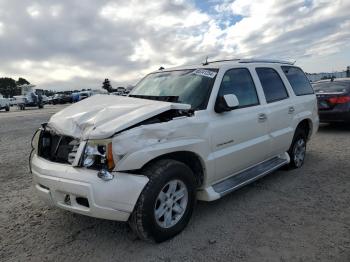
[48, 95, 190, 139]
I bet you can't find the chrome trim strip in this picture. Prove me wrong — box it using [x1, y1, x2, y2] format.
[72, 141, 87, 167]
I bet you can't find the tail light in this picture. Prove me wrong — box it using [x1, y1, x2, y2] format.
[328, 96, 350, 104]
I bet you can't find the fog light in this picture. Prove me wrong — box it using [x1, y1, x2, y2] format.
[97, 169, 114, 181]
[64, 194, 71, 205]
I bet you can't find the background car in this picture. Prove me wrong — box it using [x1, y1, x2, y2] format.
[78, 91, 92, 100]
[312, 78, 350, 123]
[52, 94, 72, 104]
[14, 91, 44, 110]
[8, 97, 17, 106]
[0, 94, 10, 111]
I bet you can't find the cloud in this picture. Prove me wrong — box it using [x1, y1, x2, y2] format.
[99, 1, 209, 29]
[0, 0, 349, 91]
[0, 21, 4, 36]
[217, 0, 350, 59]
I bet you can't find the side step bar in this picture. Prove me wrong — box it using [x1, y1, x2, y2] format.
[212, 156, 289, 196]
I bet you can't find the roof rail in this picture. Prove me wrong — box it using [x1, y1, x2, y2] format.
[238, 59, 294, 65]
[202, 58, 295, 65]
[203, 58, 241, 65]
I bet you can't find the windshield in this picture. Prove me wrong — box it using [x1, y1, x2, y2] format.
[130, 69, 218, 110]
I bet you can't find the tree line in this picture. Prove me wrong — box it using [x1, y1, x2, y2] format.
[102, 78, 127, 93]
[1, 77, 125, 98]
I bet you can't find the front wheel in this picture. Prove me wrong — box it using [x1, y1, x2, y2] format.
[5, 105, 10, 111]
[288, 129, 307, 169]
[129, 159, 196, 242]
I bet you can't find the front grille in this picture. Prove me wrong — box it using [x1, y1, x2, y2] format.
[38, 129, 80, 164]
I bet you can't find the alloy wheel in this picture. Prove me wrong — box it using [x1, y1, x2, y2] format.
[293, 138, 306, 167]
[154, 179, 188, 229]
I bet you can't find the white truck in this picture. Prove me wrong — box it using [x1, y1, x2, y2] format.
[30, 59, 319, 242]
[0, 94, 10, 111]
[14, 84, 44, 110]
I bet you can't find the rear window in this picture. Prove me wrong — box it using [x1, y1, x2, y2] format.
[312, 81, 350, 92]
[256, 68, 289, 103]
[282, 66, 314, 96]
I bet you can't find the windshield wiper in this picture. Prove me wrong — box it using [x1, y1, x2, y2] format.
[129, 95, 179, 103]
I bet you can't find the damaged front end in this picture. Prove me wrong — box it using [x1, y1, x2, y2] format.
[31, 95, 200, 178]
[33, 125, 116, 182]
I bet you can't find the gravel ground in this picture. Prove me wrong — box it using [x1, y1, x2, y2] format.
[0, 105, 349, 262]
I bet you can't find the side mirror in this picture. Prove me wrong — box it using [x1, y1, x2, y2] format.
[215, 94, 239, 113]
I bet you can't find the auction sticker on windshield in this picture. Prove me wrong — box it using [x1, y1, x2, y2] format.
[192, 69, 217, 78]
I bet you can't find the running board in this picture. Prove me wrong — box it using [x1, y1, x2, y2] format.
[212, 156, 288, 196]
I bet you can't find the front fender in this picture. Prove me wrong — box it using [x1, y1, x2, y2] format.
[115, 138, 210, 172]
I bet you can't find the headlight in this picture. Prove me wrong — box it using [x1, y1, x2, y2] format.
[82, 140, 115, 171]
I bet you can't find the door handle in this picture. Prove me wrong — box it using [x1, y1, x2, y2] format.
[258, 113, 267, 122]
[288, 106, 295, 114]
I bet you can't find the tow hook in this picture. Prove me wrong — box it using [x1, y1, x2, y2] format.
[97, 169, 114, 181]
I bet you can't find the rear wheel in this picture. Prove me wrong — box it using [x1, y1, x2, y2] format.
[129, 159, 196, 242]
[288, 129, 307, 169]
[5, 105, 10, 111]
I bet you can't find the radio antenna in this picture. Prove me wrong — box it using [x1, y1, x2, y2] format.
[203, 56, 209, 66]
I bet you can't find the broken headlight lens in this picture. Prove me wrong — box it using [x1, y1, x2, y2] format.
[31, 129, 41, 153]
[82, 140, 115, 171]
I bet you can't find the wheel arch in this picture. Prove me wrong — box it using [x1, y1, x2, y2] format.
[296, 118, 312, 140]
[140, 151, 206, 188]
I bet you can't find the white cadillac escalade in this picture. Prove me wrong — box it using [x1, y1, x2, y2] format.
[31, 59, 319, 242]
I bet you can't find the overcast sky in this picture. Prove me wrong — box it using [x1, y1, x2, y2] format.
[0, 0, 349, 90]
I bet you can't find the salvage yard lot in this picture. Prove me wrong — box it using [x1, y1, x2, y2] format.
[0, 106, 349, 262]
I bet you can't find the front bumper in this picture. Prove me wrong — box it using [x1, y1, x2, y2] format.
[31, 154, 149, 221]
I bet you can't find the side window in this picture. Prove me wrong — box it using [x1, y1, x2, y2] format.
[218, 68, 259, 108]
[281, 66, 314, 96]
[256, 67, 289, 103]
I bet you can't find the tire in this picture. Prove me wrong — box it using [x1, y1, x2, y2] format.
[129, 159, 196, 243]
[287, 128, 307, 169]
[5, 105, 10, 111]
[38, 104, 43, 109]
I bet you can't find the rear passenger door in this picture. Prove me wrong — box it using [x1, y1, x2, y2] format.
[281, 65, 316, 126]
[255, 67, 295, 157]
[211, 68, 270, 182]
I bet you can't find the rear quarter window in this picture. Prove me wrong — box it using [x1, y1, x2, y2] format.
[282, 66, 314, 96]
